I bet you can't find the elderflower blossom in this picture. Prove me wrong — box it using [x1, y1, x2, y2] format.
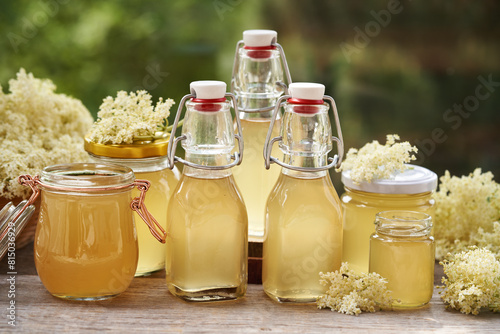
[317, 262, 394, 316]
[0, 69, 93, 200]
[440, 248, 500, 315]
[433, 169, 500, 260]
[337, 134, 418, 184]
[87, 90, 175, 144]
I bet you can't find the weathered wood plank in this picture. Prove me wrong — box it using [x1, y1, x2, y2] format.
[0, 243, 499, 333]
[0, 275, 498, 333]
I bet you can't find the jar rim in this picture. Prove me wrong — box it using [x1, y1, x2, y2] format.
[375, 210, 433, 237]
[342, 164, 437, 194]
[39, 163, 135, 190]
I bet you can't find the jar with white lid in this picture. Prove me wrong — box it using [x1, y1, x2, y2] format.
[341, 164, 437, 274]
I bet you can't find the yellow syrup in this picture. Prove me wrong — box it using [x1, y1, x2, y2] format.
[263, 172, 342, 303]
[34, 190, 138, 300]
[370, 231, 435, 307]
[232, 117, 281, 239]
[165, 174, 248, 301]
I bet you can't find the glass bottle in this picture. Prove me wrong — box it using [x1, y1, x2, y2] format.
[341, 166, 437, 274]
[166, 81, 248, 301]
[262, 82, 344, 303]
[20, 163, 165, 300]
[85, 135, 180, 276]
[231, 29, 292, 239]
[369, 210, 435, 308]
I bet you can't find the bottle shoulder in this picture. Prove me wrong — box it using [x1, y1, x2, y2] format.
[268, 173, 340, 206]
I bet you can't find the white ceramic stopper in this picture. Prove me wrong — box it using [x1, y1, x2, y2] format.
[190, 81, 227, 99]
[289, 83, 325, 100]
[243, 30, 277, 47]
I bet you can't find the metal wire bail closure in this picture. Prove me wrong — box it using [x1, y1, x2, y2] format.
[167, 92, 244, 171]
[230, 40, 292, 113]
[0, 175, 39, 257]
[130, 180, 166, 243]
[12, 175, 166, 243]
[263, 94, 344, 172]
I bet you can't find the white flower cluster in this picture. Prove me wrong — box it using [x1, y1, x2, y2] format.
[434, 169, 500, 260]
[338, 134, 418, 184]
[440, 248, 500, 315]
[317, 262, 394, 316]
[0, 69, 93, 200]
[87, 90, 175, 144]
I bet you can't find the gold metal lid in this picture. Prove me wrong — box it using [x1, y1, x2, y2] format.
[84, 133, 170, 159]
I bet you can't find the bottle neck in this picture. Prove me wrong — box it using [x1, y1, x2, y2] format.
[233, 48, 284, 112]
[279, 103, 332, 174]
[181, 99, 235, 178]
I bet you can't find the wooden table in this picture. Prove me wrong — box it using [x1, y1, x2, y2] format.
[0, 243, 498, 333]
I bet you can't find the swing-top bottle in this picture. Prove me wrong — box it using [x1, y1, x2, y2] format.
[231, 29, 292, 239]
[262, 82, 344, 303]
[165, 81, 248, 301]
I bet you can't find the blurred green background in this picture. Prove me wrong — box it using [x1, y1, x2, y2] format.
[1, 0, 499, 187]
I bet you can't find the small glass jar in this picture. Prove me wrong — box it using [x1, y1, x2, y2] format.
[22, 163, 164, 301]
[85, 135, 180, 276]
[369, 210, 435, 308]
[341, 165, 437, 274]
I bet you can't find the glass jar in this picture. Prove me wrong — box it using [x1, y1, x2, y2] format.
[22, 163, 164, 300]
[341, 165, 437, 274]
[85, 136, 180, 276]
[369, 210, 435, 308]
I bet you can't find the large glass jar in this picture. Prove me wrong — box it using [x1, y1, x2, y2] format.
[341, 165, 437, 274]
[85, 136, 180, 276]
[28, 163, 163, 300]
[369, 210, 435, 308]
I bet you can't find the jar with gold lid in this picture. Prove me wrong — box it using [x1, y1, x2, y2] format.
[85, 134, 180, 276]
[341, 164, 437, 274]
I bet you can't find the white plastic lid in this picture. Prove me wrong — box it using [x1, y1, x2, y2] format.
[190, 81, 226, 99]
[341, 164, 438, 194]
[289, 83, 325, 100]
[243, 30, 277, 47]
